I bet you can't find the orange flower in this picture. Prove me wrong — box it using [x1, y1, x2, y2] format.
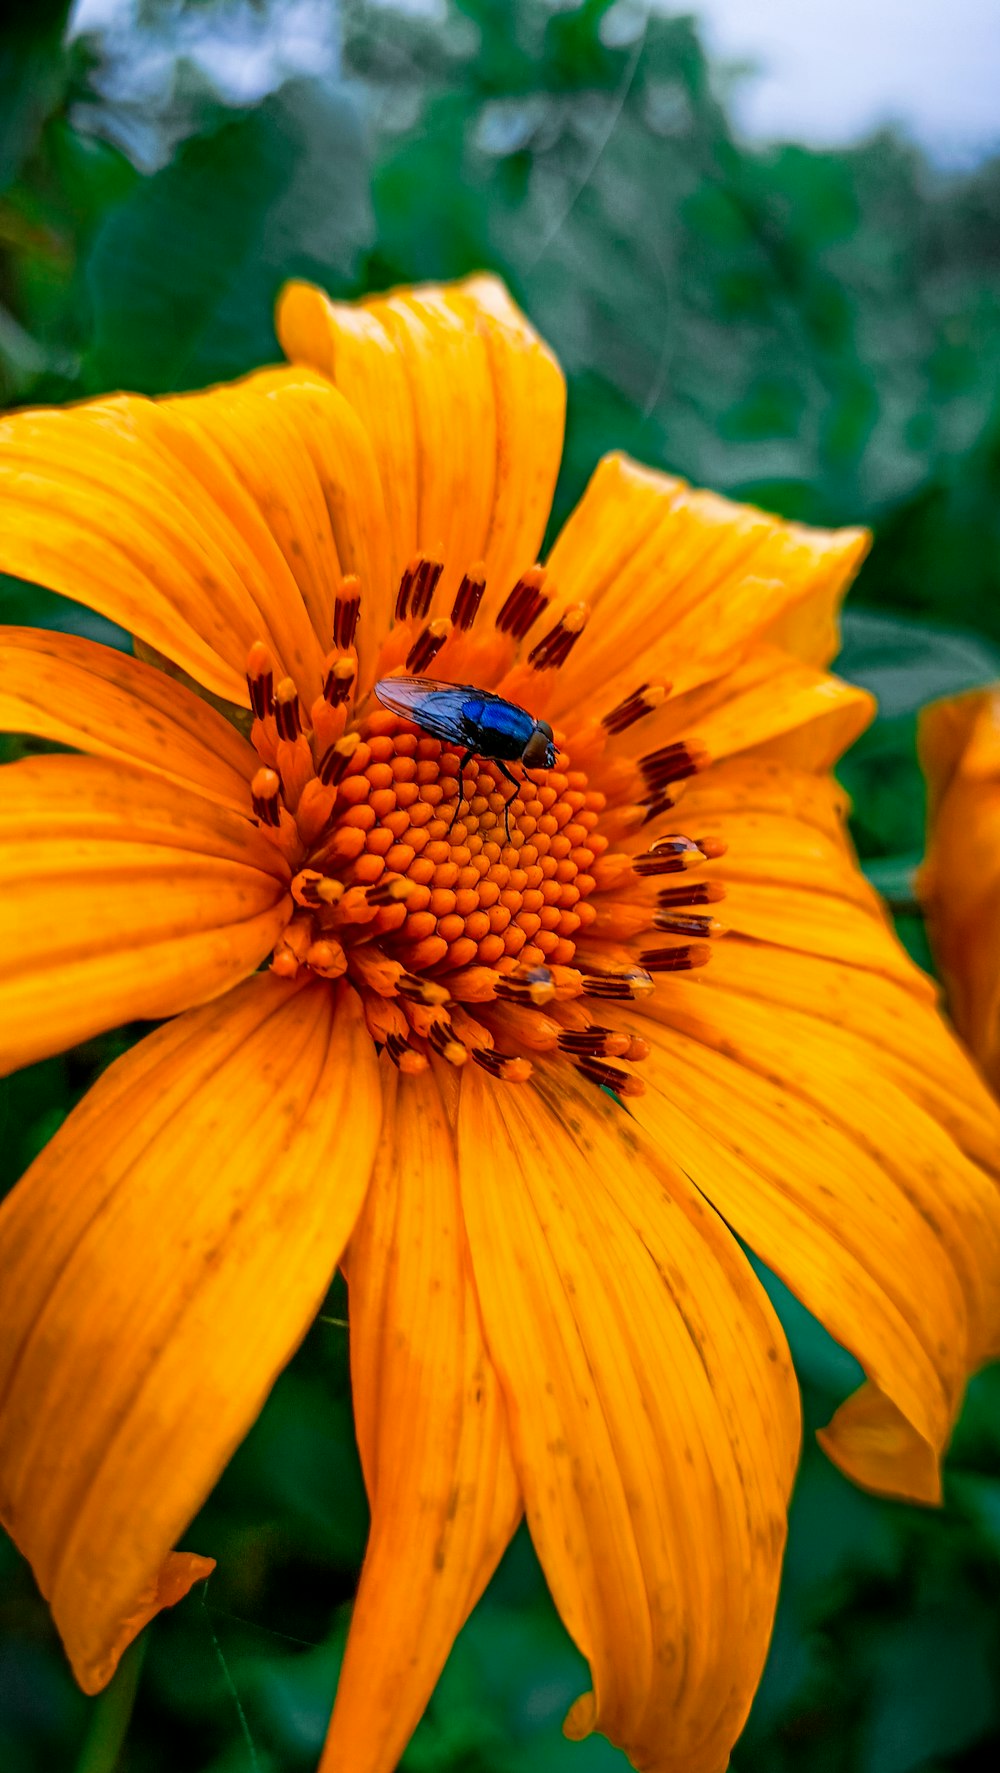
[1, 277, 999, 1773]
[919, 686, 1000, 1091]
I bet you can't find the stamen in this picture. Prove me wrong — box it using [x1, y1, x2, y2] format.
[246, 642, 275, 719]
[639, 739, 709, 790]
[557, 1026, 627, 1057]
[602, 682, 670, 735]
[318, 731, 363, 786]
[291, 869, 344, 909]
[406, 616, 452, 674]
[251, 766, 282, 827]
[451, 562, 486, 631]
[333, 575, 361, 649]
[385, 1031, 429, 1075]
[274, 677, 303, 742]
[364, 874, 417, 909]
[632, 836, 705, 875]
[414, 1007, 468, 1066]
[411, 556, 444, 621]
[528, 602, 588, 671]
[652, 911, 725, 938]
[655, 881, 726, 907]
[396, 971, 450, 1006]
[573, 1056, 645, 1098]
[495, 566, 548, 638]
[396, 554, 443, 622]
[495, 964, 556, 1007]
[472, 1047, 533, 1083]
[322, 652, 356, 707]
[638, 943, 713, 973]
[639, 790, 679, 824]
[577, 964, 655, 1001]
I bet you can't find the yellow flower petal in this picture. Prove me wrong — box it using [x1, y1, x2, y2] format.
[652, 759, 919, 986]
[686, 933, 1000, 1182]
[457, 1063, 800, 1773]
[628, 647, 874, 772]
[0, 627, 257, 812]
[0, 370, 388, 703]
[631, 957, 1000, 1496]
[0, 976, 382, 1692]
[277, 275, 565, 608]
[919, 687, 1000, 1089]
[0, 754, 289, 1073]
[322, 1064, 521, 1773]
[542, 454, 869, 713]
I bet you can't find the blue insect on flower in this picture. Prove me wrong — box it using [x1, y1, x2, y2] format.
[373, 676, 557, 841]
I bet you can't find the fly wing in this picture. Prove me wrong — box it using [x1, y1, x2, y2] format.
[373, 677, 480, 747]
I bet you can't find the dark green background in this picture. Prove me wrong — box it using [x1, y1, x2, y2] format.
[3, 3, 1000, 1769]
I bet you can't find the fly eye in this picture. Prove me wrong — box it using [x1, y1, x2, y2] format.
[522, 726, 555, 770]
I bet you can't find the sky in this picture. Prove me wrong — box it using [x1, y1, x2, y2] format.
[693, 0, 1000, 166]
[70, 0, 1000, 167]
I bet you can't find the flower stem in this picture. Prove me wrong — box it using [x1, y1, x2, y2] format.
[73, 1637, 146, 1773]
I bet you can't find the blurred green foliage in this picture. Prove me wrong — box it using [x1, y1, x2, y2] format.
[2, 1, 1000, 1770]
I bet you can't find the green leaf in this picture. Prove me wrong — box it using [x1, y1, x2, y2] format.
[85, 79, 374, 395]
[0, 1, 71, 192]
[837, 609, 1000, 717]
[860, 1603, 998, 1773]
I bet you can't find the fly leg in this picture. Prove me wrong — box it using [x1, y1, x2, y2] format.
[496, 761, 523, 846]
[448, 748, 477, 834]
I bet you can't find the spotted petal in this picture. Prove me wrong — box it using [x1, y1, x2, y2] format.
[277, 275, 566, 612]
[457, 1061, 800, 1773]
[321, 1065, 521, 1773]
[0, 753, 290, 1073]
[0, 627, 258, 812]
[628, 759, 1000, 1503]
[0, 977, 382, 1692]
[0, 370, 390, 704]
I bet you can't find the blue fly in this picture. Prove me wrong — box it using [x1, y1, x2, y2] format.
[373, 675, 557, 841]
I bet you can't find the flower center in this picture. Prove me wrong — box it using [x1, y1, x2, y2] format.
[242, 563, 725, 1091]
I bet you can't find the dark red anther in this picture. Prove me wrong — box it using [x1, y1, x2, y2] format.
[557, 1026, 616, 1056]
[322, 654, 355, 707]
[406, 618, 451, 674]
[333, 576, 361, 649]
[640, 789, 677, 824]
[385, 1032, 421, 1071]
[496, 566, 548, 638]
[273, 678, 303, 742]
[655, 881, 726, 907]
[427, 1017, 466, 1062]
[246, 642, 274, 719]
[639, 739, 708, 791]
[451, 563, 486, 631]
[573, 1056, 644, 1098]
[471, 1046, 533, 1082]
[364, 874, 415, 909]
[396, 556, 422, 622]
[652, 911, 722, 939]
[632, 836, 703, 875]
[251, 767, 282, 828]
[495, 965, 555, 1006]
[602, 681, 670, 735]
[577, 964, 654, 1001]
[318, 733, 361, 786]
[528, 603, 588, 671]
[638, 943, 713, 973]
